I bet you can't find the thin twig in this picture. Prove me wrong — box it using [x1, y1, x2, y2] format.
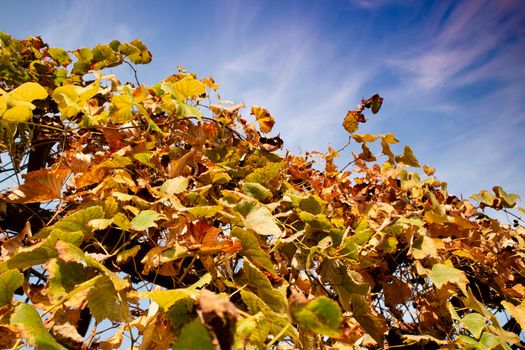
[123, 60, 140, 86]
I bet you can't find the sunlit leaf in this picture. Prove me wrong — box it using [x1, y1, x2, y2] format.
[251, 105, 275, 133]
[461, 313, 486, 339]
[130, 210, 166, 231]
[236, 260, 286, 312]
[10, 303, 67, 349]
[241, 182, 273, 202]
[161, 176, 189, 195]
[6, 167, 69, 203]
[139, 289, 197, 311]
[170, 75, 206, 100]
[395, 145, 420, 167]
[429, 263, 468, 294]
[236, 201, 282, 237]
[501, 301, 525, 330]
[343, 110, 360, 134]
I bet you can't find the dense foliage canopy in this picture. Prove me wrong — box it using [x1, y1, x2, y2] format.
[0, 32, 524, 349]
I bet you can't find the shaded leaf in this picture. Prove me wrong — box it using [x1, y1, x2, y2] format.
[172, 319, 215, 350]
[231, 227, 276, 274]
[87, 276, 130, 322]
[236, 260, 286, 312]
[0, 269, 23, 307]
[293, 296, 343, 337]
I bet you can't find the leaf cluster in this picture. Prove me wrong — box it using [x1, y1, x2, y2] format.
[0, 32, 524, 350]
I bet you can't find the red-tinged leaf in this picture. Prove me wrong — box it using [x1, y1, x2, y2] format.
[6, 167, 69, 203]
[251, 105, 275, 133]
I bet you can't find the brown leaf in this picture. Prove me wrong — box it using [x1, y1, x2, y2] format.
[6, 167, 69, 203]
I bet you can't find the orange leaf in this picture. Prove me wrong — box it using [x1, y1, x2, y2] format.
[6, 167, 69, 203]
[251, 106, 275, 133]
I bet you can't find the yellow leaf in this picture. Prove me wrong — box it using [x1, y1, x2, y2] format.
[251, 105, 275, 133]
[0, 96, 6, 116]
[9, 82, 48, 102]
[501, 301, 525, 330]
[343, 110, 360, 134]
[171, 75, 206, 100]
[1, 104, 33, 122]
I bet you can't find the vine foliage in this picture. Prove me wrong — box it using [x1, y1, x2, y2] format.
[0, 32, 524, 349]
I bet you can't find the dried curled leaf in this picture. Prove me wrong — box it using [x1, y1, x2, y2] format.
[251, 105, 275, 133]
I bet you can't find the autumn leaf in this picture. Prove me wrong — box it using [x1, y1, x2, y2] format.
[6, 167, 69, 203]
[251, 105, 275, 133]
[343, 110, 361, 134]
[10, 303, 67, 349]
[130, 210, 167, 231]
[0, 82, 48, 122]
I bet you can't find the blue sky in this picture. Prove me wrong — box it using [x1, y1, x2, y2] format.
[1, 0, 524, 205]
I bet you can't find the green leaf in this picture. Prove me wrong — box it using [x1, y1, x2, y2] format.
[245, 162, 284, 185]
[10, 303, 67, 349]
[293, 296, 343, 337]
[166, 298, 196, 336]
[429, 263, 468, 294]
[161, 176, 189, 195]
[48, 47, 72, 66]
[241, 182, 273, 202]
[0, 269, 23, 307]
[87, 276, 130, 322]
[350, 294, 386, 344]
[130, 210, 166, 231]
[236, 201, 282, 237]
[236, 260, 286, 312]
[240, 290, 299, 342]
[38, 206, 105, 238]
[6, 246, 57, 271]
[231, 227, 276, 274]
[236, 312, 270, 345]
[172, 319, 214, 350]
[299, 195, 324, 215]
[319, 260, 370, 307]
[461, 313, 486, 339]
[133, 152, 155, 168]
[395, 145, 420, 167]
[48, 259, 96, 301]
